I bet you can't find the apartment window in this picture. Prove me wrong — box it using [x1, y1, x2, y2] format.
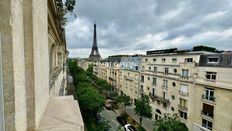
[152, 88, 155, 95]
[135, 66, 138, 71]
[171, 95, 175, 100]
[141, 66, 145, 71]
[179, 111, 187, 120]
[171, 107, 175, 111]
[163, 91, 166, 99]
[145, 59, 148, 62]
[141, 76, 144, 82]
[154, 67, 157, 72]
[140, 85, 144, 92]
[208, 57, 219, 63]
[147, 87, 150, 91]
[172, 58, 177, 62]
[185, 58, 193, 62]
[147, 77, 150, 80]
[181, 69, 189, 77]
[164, 68, 169, 74]
[163, 80, 168, 87]
[205, 72, 216, 81]
[153, 58, 156, 62]
[162, 58, 166, 62]
[203, 88, 215, 102]
[148, 66, 151, 70]
[152, 77, 157, 86]
[179, 98, 187, 108]
[179, 84, 189, 96]
[163, 103, 167, 108]
[172, 82, 176, 87]
[202, 119, 213, 130]
[202, 103, 214, 118]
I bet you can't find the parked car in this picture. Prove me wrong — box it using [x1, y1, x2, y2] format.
[116, 116, 127, 126]
[124, 124, 137, 131]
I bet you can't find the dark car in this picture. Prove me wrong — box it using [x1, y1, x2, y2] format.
[116, 116, 127, 126]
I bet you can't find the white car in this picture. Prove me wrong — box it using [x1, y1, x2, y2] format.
[124, 124, 137, 131]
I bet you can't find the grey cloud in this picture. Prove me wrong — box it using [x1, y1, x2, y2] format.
[66, 0, 232, 58]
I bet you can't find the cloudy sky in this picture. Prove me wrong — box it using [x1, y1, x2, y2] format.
[65, 0, 232, 58]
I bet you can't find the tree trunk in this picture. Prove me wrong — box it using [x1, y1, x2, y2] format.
[139, 116, 142, 125]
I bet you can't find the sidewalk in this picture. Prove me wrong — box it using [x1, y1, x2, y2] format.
[125, 106, 154, 131]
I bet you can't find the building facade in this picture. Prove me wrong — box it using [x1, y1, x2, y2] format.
[92, 47, 232, 131]
[0, 0, 84, 130]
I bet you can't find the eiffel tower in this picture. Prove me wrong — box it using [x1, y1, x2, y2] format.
[89, 23, 101, 60]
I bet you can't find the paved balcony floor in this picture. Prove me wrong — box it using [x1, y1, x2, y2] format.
[37, 96, 84, 131]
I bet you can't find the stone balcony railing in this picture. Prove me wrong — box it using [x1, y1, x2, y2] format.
[178, 104, 188, 112]
[179, 90, 189, 96]
[49, 66, 66, 96]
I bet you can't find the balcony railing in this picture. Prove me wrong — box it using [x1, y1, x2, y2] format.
[180, 75, 189, 80]
[178, 105, 188, 111]
[149, 92, 170, 104]
[179, 90, 189, 96]
[204, 79, 216, 83]
[201, 110, 214, 119]
[202, 94, 215, 102]
[162, 85, 168, 90]
[124, 76, 133, 81]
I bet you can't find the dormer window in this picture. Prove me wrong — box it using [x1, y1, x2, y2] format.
[208, 57, 219, 64]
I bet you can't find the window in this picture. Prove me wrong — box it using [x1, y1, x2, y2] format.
[171, 107, 175, 111]
[141, 76, 144, 82]
[162, 58, 166, 62]
[164, 68, 169, 74]
[152, 88, 155, 95]
[181, 69, 189, 77]
[202, 103, 214, 118]
[135, 66, 138, 70]
[163, 91, 166, 99]
[179, 111, 187, 120]
[172, 58, 177, 62]
[140, 85, 144, 92]
[147, 77, 150, 80]
[202, 119, 213, 130]
[172, 82, 176, 87]
[152, 77, 157, 86]
[179, 98, 187, 108]
[153, 58, 156, 62]
[148, 66, 151, 70]
[185, 58, 193, 62]
[203, 88, 215, 102]
[171, 95, 175, 100]
[141, 66, 145, 71]
[179, 84, 189, 96]
[154, 67, 157, 72]
[163, 80, 168, 87]
[173, 69, 177, 73]
[205, 72, 216, 81]
[208, 57, 219, 63]
[145, 58, 148, 62]
[147, 87, 150, 91]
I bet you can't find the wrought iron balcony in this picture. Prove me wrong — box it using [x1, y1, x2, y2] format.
[179, 90, 189, 96]
[180, 75, 189, 80]
[204, 79, 216, 83]
[202, 94, 215, 102]
[149, 92, 170, 104]
[162, 85, 168, 90]
[178, 104, 188, 111]
[201, 110, 214, 119]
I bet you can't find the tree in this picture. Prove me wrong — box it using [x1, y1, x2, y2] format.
[76, 84, 105, 117]
[134, 95, 152, 125]
[153, 114, 188, 131]
[117, 95, 132, 112]
[95, 118, 111, 131]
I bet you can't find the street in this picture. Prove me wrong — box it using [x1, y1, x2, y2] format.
[100, 108, 124, 131]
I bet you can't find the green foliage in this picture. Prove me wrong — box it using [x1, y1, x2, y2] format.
[121, 112, 129, 120]
[56, 0, 76, 27]
[117, 95, 132, 111]
[153, 114, 188, 131]
[134, 95, 152, 125]
[95, 118, 112, 131]
[138, 126, 146, 131]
